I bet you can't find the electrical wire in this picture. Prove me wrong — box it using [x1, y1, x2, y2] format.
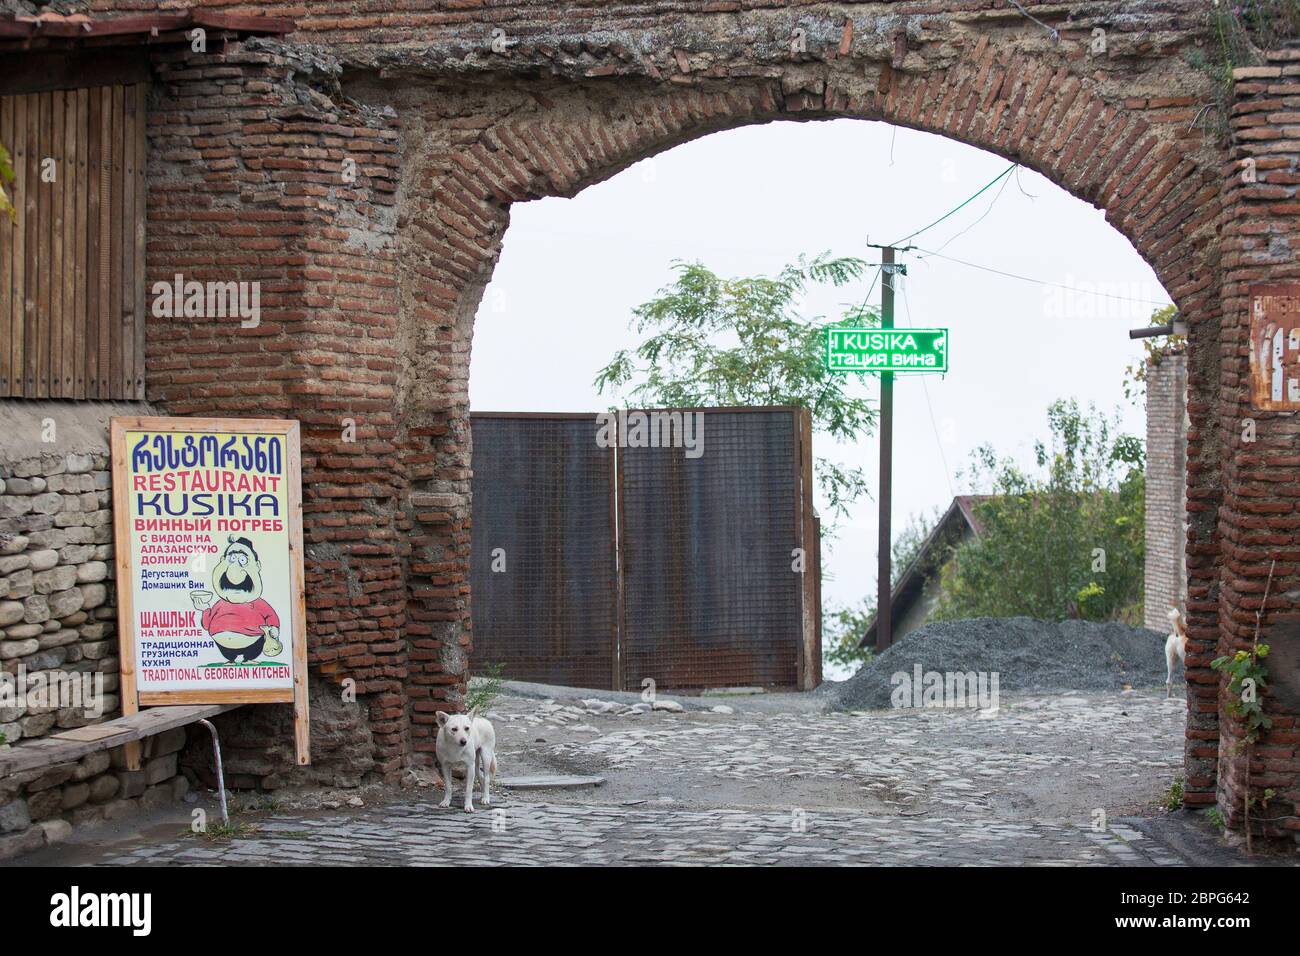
[931, 169, 1014, 256]
[890, 163, 1017, 247]
[911, 247, 1173, 309]
[897, 275, 957, 501]
[869, 150, 1163, 510]
[1012, 166, 1038, 200]
[844, 263, 883, 326]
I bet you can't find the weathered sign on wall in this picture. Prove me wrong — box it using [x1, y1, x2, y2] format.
[1249, 284, 1300, 410]
[110, 416, 309, 764]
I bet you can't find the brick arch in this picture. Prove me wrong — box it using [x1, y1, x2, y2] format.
[75, 0, 1292, 833]
[417, 43, 1224, 300]
[394, 37, 1228, 794]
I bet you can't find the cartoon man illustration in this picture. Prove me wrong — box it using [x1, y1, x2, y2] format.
[191, 536, 283, 663]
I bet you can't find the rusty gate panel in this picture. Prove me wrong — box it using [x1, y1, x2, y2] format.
[469, 414, 618, 688]
[617, 407, 809, 691]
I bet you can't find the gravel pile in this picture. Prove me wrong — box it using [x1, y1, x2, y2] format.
[825, 617, 1170, 711]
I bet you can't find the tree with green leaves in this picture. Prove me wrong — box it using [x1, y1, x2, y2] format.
[594, 253, 879, 522]
[934, 398, 1145, 622]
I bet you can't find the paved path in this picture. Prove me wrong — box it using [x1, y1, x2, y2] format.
[97, 800, 1183, 867]
[30, 687, 1218, 867]
[501, 690, 1188, 821]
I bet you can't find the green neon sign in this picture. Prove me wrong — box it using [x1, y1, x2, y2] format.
[825, 327, 949, 373]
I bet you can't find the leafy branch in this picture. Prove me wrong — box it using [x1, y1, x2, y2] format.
[595, 252, 880, 525]
[933, 400, 1145, 623]
[466, 661, 506, 714]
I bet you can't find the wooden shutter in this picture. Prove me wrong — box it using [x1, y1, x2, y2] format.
[0, 82, 146, 400]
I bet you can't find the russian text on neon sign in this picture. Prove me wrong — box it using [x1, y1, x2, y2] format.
[825, 328, 949, 373]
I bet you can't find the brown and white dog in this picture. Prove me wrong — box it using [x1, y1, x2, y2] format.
[1165, 607, 1188, 698]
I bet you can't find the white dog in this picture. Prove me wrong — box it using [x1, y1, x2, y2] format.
[435, 710, 497, 812]
[1165, 606, 1188, 698]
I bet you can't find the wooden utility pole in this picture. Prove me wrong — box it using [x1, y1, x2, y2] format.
[832, 244, 931, 653]
[876, 246, 896, 653]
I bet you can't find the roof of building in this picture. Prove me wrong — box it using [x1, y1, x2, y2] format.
[858, 495, 994, 648]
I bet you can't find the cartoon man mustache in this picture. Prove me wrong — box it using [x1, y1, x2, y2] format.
[191, 535, 283, 662]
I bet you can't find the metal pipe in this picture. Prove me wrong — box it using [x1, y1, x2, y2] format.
[1128, 313, 1185, 339]
[197, 718, 229, 828]
[1129, 323, 1175, 339]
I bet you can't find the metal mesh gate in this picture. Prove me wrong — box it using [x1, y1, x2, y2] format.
[618, 408, 811, 691]
[469, 408, 818, 691]
[469, 414, 618, 688]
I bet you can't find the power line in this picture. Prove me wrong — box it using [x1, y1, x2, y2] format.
[1012, 166, 1038, 200]
[890, 163, 1017, 247]
[931, 169, 1014, 256]
[844, 263, 883, 326]
[912, 247, 1172, 309]
[898, 275, 957, 501]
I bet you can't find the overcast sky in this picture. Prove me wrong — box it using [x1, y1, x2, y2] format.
[468, 118, 1171, 672]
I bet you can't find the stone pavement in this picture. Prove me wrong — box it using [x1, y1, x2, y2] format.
[95, 800, 1183, 867]
[29, 687, 1218, 867]
[498, 689, 1188, 820]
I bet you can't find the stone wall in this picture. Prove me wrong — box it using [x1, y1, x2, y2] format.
[0, 400, 192, 860]
[0, 402, 133, 740]
[0, 731, 189, 860]
[1144, 352, 1188, 632]
[0, 447, 115, 744]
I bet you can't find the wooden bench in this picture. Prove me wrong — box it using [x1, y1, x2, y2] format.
[0, 703, 239, 778]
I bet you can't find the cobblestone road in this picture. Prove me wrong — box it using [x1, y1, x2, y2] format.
[502, 689, 1189, 820]
[97, 800, 1183, 867]
[42, 687, 1210, 867]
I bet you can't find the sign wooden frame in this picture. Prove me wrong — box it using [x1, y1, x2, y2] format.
[110, 416, 310, 768]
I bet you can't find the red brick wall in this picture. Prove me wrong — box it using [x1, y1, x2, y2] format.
[1212, 56, 1300, 838]
[144, 41, 419, 783]
[53, 1, 1297, 831]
